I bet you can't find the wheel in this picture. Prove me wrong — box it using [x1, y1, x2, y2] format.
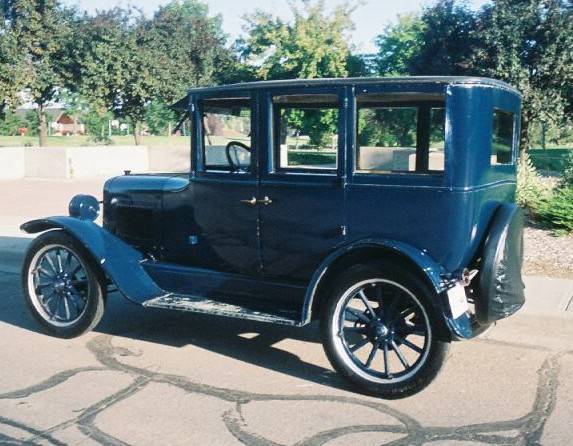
[21, 230, 106, 338]
[321, 262, 450, 399]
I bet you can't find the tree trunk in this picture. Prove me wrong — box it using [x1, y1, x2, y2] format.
[519, 113, 529, 152]
[38, 104, 48, 147]
[132, 121, 141, 145]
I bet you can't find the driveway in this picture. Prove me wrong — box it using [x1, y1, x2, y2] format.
[0, 178, 572, 445]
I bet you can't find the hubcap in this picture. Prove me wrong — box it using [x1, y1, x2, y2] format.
[27, 244, 90, 328]
[333, 278, 432, 384]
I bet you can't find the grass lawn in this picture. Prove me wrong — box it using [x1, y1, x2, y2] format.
[0, 134, 191, 147]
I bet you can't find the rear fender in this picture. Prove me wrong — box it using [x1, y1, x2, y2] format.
[301, 240, 449, 325]
[21, 217, 165, 304]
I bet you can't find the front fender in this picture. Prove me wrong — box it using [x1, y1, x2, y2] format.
[21, 217, 165, 303]
[301, 239, 448, 325]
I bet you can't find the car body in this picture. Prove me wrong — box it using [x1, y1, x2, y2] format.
[21, 77, 525, 398]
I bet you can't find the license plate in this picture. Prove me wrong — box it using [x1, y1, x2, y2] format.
[447, 283, 469, 318]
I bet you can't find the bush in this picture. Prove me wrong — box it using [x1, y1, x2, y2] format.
[535, 186, 573, 235]
[516, 151, 548, 209]
[561, 150, 573, 186]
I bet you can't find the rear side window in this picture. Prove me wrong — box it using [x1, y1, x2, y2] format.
[273, 94, 339, 171]
[491, 109, 515, 165]
[356, 94, 446, 174]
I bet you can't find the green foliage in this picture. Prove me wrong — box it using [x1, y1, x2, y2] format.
[358, 108, 417, 147]
[0, 111, 23, 136]
[535, 186, 573, 235]
[24, 110, 39, 136]
[472, 0, 573, 149]
[145, 102, 176, 136]
[239, 0, 356, 80]
[147, 0, 233, 98]
[2, 0, 77, 145]
[516, 151, 549, 209]
[561, 150, 573, 186]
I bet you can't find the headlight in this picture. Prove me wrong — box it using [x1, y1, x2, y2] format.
[69, 194, 100, 221]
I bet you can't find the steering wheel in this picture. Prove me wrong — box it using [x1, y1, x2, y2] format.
[225, 141, 252, 173]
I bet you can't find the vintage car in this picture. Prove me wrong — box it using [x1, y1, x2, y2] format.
[20, 77, 525, 399]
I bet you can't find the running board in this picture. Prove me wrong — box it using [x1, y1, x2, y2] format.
[142, 294, 304, 326]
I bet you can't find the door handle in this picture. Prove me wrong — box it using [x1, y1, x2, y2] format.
[257, 196, 273, 206]
[240, 197, 257, 206]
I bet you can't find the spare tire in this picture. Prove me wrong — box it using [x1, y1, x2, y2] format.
[476, 203, 525, 325]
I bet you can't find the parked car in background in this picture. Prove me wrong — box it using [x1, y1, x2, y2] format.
[21, 77, 525, 398]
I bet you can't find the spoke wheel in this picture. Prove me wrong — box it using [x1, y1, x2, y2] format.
[22, 230, 106, 338]
[321, 262, 449, 399]
[27, 244, 90, 327]
[335, 279, 430, 383]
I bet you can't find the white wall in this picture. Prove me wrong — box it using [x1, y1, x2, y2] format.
[0, 148, 26, 180]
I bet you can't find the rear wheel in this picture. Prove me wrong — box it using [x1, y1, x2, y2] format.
[21, 230, 106, 338]
[321, 262, 449, 399]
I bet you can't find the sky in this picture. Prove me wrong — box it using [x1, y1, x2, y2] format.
[61, 0, 491, 53]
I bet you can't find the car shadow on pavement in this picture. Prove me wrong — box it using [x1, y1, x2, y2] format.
[0, 238, 352, 392]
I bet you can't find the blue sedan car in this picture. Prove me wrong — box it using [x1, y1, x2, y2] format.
[21, 77, 525, 398]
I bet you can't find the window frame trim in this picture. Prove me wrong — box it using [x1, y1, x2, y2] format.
[195, 91, 257, 177]
[353, 96, 447, 177]
[490, 107, 517, 167]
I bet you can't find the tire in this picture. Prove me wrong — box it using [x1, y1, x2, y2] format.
[321, 261, 450, 399]
[21, 230, 106, 338]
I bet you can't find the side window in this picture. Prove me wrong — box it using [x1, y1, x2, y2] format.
[201, 97, 252, 172]
[491, 109, 515, 165]
[273, 94, 339, 171]
[356, 94, 446, 174]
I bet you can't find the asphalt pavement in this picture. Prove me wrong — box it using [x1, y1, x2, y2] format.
[0, 178, 572, 445]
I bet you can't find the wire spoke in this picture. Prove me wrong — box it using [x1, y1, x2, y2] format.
[391, 340, 410, 369]
[395, 335, 423, 354]
[365, 344, 378, 368]
[349, 336, 370, 353]
[345, 307, 371, 324]
[56, 249, 64, 273]
[404, 324, 426, 336]
[357, 290, 377, 318]
[383, 342, 390, 377]
[36, 266, 55, 279]
[344, 326, 367, 334]
[43, 253, 58, 276]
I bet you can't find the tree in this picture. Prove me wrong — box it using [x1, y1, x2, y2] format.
[2, 0, 76, 146]
[147, 0, 234, 100]
[375, 2, 476, 77]
[472, 0, 573, 150]
[375, 14, 425, 76]
[0, 19, 23, 118]
[70, 8, 161, 145]
[238, 0, 357, 80]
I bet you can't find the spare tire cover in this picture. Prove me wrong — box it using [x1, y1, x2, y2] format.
[477, 203, 525, 324]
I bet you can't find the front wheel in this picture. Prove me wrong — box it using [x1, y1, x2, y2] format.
[21, 230, 106, 338]
[321, 263, 449, 399]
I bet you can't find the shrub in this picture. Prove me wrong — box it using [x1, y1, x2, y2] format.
[516, 151, 548, 209]
[561, 150, 573, 187]
[535, 186, 573, 235]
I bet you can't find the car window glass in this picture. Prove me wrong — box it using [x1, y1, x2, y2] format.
[491, 109, 514, 165]
[356, 94, 446, 174]
[273, 94, 339, 170]
[201, 97, 252, 172]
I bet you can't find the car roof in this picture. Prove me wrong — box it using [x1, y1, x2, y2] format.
[187, 76, 520, 96]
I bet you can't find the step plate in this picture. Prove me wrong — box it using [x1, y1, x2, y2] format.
[143, 294, 303, 326]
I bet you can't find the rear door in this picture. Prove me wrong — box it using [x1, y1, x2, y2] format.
[258, 87, 347, 282]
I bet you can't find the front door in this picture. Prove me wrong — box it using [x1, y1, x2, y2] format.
[181, 92, 261, 276]
[258, 88, 346, 282]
